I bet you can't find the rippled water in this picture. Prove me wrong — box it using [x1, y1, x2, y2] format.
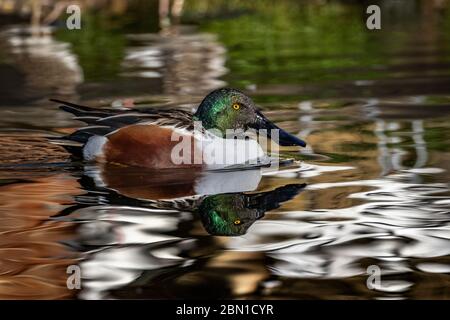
[0, 1, 449, 299]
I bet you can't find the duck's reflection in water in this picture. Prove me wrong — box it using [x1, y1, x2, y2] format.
[197, 184, 305, 236]
[57, 164, 305, 299]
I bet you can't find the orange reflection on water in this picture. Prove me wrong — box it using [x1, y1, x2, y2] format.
[0, 173, 80, 299]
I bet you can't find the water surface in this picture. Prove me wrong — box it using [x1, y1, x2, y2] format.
[0, 1, 449, 299]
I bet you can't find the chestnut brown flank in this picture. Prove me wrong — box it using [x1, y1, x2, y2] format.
[104, 124, 203, 168]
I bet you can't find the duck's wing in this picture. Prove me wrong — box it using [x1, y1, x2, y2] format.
[51, 99, 193, 130]
[50, 99, 194, 157]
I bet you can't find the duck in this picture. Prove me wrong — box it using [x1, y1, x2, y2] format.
[51, 88, 306, 169]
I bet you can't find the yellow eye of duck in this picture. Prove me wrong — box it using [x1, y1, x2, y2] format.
[234, 219, 241, 225]
[232, 103, 240, 110]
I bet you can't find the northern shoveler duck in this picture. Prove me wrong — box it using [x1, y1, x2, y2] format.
[52, 88, 306, 169]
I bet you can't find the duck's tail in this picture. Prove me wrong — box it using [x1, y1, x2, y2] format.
[49, 99, 118, 158]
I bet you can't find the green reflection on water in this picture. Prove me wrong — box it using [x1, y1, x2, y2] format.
[51, 0, 450, 94]
[54, 1, 159, 82]
[55, 13, 126, 81]
[424, 125, 450, 152]
[189, 1, 385, 87]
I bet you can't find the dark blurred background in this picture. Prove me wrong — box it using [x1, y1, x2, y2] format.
[0, 0, 449, 106]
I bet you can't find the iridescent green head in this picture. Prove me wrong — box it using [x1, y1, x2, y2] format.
[193, 88, 306, 147]
[193, 88, 256, 133]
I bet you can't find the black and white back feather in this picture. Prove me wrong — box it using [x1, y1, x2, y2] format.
[50, 99, 194, 158]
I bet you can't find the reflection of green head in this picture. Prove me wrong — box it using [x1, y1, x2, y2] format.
[197, 194, 260, 236]
[197, 183, 306, 236]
